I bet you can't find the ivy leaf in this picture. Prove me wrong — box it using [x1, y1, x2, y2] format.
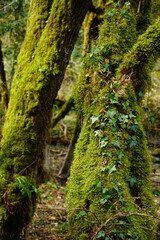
[102, 63, 110, 72]
[109, 118, 117, 127]
[110, 99, 119, 105]
[122, 100, 130, 108]
[90, 57, 97, 63]
[102, 188, 111, 199]
[118, 114, 129, 123]
[117, 151, 124, 159]
[108, 10, 115, 16]
[96, 231, 105, 238]
[129, 136, 137, 147]
[100, 198, 108, 205]
[99, 167, 106, 172]
[94, 130, 100, 136]
[107, 165, 116, 174]
[125, 1, 131, 6]
[94, 130, 103, 137]
[100, 122, 106, 128]
[107, 110, 117, 118]
[120, 9, 132, 19]
[95, 180, 102, 189]
[153, 190, 160, 196]
[106, 152, 112, 157]
[128, 176, 137, 187]
[120, 123, 126, 129]
[99, 140, 108, 148]
[119, 233, 125, 239]
[130, 124, 139, 132]
[129, 112, 136, 119]
[108, 94, 119, 104]
[111, 141, 121, 148]
[91, 116, 99, 124]
[90, 47, 99, 56]
[76, 210, 87, 219]
[111, 127, 117, 132]
[150, 113, 156, 124]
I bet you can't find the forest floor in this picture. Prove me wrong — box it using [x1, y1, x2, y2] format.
[27, 142, 160, 240]
[28, 143, 68, 240]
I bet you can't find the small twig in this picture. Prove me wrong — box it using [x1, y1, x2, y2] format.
[0, 0, 17, 11]
[92, 211, 157, 240]
[18, 160, 37, 175]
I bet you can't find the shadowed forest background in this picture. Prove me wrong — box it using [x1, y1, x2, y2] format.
[0, 0, 160, 239]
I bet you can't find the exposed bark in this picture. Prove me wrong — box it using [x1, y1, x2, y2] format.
[58, 115, 81, 179]
[0, 0, 92, 238]
[0, 40, 9, 111]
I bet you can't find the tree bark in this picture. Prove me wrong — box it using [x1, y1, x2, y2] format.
[0, 0, 92, 238]
[0, 40, 9, 111]
[58, 115, 81, 179]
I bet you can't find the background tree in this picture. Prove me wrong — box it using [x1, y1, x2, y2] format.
[0, 0, 30, 86]
[67, 1, 160, 239]
[0, 0, 92, 238]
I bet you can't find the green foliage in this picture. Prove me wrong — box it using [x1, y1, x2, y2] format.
[128, 136, 137, 147]
[76, 210, 87, 219]
[128, 176, 137, 188]
[0, 0, 30, 83]
[120, 9, 132, 19]
[91, 116, 99, 124]
[149, 112, 156, 124]
[15, 176, 40, 200]
[96, 231, 110, 239]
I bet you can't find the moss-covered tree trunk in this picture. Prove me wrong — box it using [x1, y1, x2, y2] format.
[0, 0, 92, 238]
[67, 2, 160, 239]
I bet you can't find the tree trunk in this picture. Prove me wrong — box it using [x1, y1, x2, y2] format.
[0, 0, 91, 238]
[67, 3, 160, 239]
[58, 115, 81, 179]
[0, 40, 9, 111]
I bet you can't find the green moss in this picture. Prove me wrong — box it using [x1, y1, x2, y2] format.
[151, 0, 160, 20]
[67, 3, 157, 239]
[117, 17, 160, 98]
[98, 2, 137, 73]
[0, 0, 92, 237]
[67, 81, 155, 239]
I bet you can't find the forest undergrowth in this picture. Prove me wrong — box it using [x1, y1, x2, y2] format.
[26, 141, 160, 240]
[26, 105, 160, 239]
[28, 143, 68, 240]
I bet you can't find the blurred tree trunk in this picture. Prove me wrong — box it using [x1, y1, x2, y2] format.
[67, 1, 160, 239]
[0, 40, 9, 111]
[58, 116, 81, 179]
[0, 0, 91, 238]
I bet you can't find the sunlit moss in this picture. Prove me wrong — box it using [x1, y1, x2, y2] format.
[67, 2, 157, 240]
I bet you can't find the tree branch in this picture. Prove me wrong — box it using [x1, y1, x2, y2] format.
[51, 96, 74, 128]
[117, 17, 160, 96]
